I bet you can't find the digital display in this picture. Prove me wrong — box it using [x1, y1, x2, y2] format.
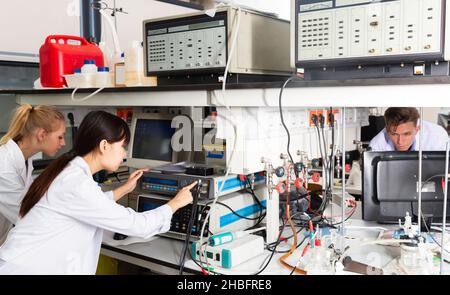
[143, 177, 178, 187]
[141, 203, 163, 212]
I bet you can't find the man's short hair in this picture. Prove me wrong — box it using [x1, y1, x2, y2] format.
[384, 107, 420, 130]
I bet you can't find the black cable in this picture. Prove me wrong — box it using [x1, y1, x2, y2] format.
[267, 227, 307, 253]
[321, 127, 331, 189]
[313, 121, 333, 214]
[179, 182, 202, 274]
[312, 110, 336, 216]
[252, 212, 304, 275]
[320, 124, 329, 173]
[203, 201, 263, 221]
[323, 205, 357, 226]
[329, 107, 335, 185]
[252, 216, 290, 275]
[188, 240, 222, 275]
[327, 108, 335, 217]
[314, 124, 325, 167]
[67, 112, 77, 144]
[417, 175, 450, 254]
[245, 178, 266, 225]
[279, 75, 304, 173]
[289, 265, 297, 275]
[289, 230, 309, 276]
[245, 178, 265, 208]
[266, 225, 304, 249]
[420, 213, 450, 254]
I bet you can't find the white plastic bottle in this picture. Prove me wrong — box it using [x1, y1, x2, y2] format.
[110, 52, 124, 74]
[115, 53, 126, 87]
[124, 40, 144, 86]
[81, 60, 97, 87]
[99, 41, 112, 69]
[73, 68, 89, 88]
[94, 67, 114, 87]
[81, 60, 98, 73]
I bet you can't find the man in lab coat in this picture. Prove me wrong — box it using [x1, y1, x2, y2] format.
[369, 107, 449, 152]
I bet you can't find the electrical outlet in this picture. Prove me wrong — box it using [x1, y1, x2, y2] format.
[168, 107, 183, 115]
[309, 109, 324, 126]
[326, 109, 339, 126]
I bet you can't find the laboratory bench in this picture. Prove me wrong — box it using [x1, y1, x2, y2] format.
[99, 204, 450, 275]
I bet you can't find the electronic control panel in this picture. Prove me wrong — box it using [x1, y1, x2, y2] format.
[138, 171, 265, 200]
[137, 195, 210, 240]
[137, 187, 267, 241]
[144, 6, 292, 77]
[145, 12, 227, 74]
[292, 0, 448, 68]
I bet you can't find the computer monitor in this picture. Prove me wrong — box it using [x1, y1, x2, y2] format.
[127, 113, 178, 169]
[363, 151, 450, 223]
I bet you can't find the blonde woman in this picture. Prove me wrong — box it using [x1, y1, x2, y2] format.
[0, 104, 66, 244]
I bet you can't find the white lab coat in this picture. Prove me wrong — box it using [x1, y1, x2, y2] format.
[0, 140, 33, 245]
[0, 156, 173, 275]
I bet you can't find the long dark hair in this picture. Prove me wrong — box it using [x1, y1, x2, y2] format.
[20, 111, 130, 217]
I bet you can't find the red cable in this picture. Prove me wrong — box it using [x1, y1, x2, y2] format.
[301, 243, 310, 257]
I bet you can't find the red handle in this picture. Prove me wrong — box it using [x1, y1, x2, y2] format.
[276, 182, 286, 194]
[45, 35, 89, 45]
[312, 172, 321, 183]
[295, 178, 303, 189]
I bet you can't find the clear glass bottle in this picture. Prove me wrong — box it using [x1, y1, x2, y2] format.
[305, 240, 334, 275]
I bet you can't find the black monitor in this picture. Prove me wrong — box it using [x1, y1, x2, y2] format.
[363, 151, 450, 223]
[127, 113, 178, 169]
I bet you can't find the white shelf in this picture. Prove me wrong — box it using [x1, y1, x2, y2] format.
[212, 83, 450, 108]
[5, 77, 450, 107]
[16, 89, 209, 107]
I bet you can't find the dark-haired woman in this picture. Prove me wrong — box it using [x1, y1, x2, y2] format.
[0, 111, 194, 274]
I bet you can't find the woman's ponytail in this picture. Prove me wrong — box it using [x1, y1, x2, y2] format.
[0, 104, 33, 145]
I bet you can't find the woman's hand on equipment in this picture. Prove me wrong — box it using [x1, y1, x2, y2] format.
[113, 168, 148, 201]
[167, 181, 197, 213]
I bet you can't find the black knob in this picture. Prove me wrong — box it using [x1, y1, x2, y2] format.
[311, 158, 321, 168]
[294, 162, 303, 173]
[275, 167, 285, 178]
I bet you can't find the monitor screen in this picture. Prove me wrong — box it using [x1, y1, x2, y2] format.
[132, 118, 176, 162]
[363, 151, 450, 223]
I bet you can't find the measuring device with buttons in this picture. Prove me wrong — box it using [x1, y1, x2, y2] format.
[137, 194, 211, 240]
[291, 0, 450, 79]
[143, 6, 292, 85]
[137, 171, 266, 200]
[137, 184, 267, 241]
